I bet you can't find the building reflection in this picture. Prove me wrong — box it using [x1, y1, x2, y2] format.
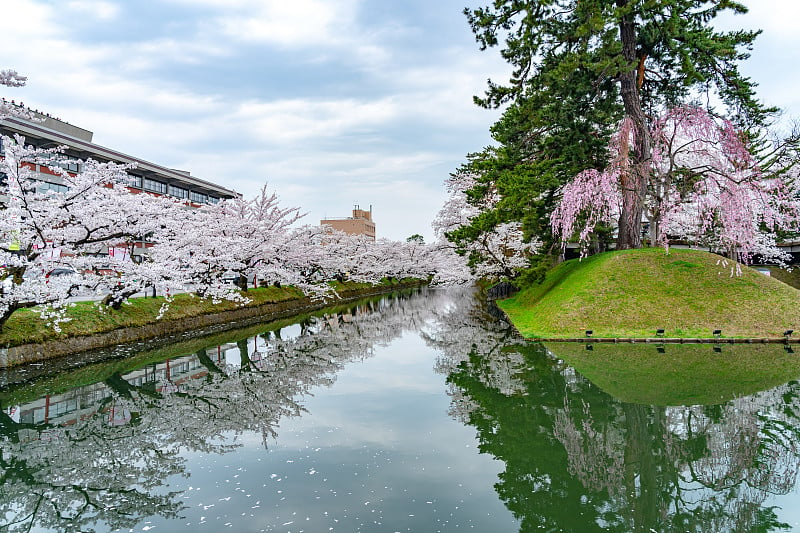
[12, 353, 214, 427]
[8, 290, 435, 429]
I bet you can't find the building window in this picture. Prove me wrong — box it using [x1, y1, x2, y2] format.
[47, 159, 81, 174]
[127, 174, 143, 189]
[37, 181, 70, 194]
[168, 184, 189, 199]
[143, 178, 167, 194]
[207, 196, 220, 204]
[58, 160, 81, 173]
[190, 191, 208, 204]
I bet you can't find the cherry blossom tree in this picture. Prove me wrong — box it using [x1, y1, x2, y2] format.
[266, 226, 459, 295]
[283, 226, 366, 289]
[0, 130, 458, 332]
[0, 69, 26, 88]
[151, 184, 305, 305]
[0, 69, 28, 118]
[0, 135, 193, 328]
[551, 106, 800, 265]
[434, 169, 539, 280]
[0, 71, 196, 326]
[1, 70, 478, 336]
[210, 184, 304, 290]
[651, 107, 800, 265]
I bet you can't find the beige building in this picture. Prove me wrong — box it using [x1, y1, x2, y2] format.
[321, 206, 376, 241]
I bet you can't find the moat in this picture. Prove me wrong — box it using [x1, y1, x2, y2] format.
[2, 287, 800, 532]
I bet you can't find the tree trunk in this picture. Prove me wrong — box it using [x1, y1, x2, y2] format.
[0, 308, 16, 333]
[622, 404, 666, 530]
[195, 348, 225, 376]
[102, 288, 139, 310]
[237, 339, 252, 371]
[0, 301, 26, 333]
[615, 0, 651, 250]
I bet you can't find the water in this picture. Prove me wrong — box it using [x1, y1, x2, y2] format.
[1, 287, 800, 532]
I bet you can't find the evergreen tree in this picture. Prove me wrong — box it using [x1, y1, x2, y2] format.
[461, 0, 773, 250]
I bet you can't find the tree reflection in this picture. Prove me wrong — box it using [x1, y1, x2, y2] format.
[4, 286, 799, 531]
[438, 319, 800, 533]
[0, 403, 186, 532]
[0, 288, 451, 531]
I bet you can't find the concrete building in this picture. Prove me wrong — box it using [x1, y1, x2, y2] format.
[321, 205, 376, 241]
[0, 101, 239, 207]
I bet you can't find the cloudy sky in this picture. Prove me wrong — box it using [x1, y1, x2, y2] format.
[2, 1, 797, 241]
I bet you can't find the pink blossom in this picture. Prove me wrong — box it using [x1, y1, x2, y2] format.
[552, 106, 800, 265]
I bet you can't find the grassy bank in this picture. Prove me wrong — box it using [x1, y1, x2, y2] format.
[0, 279, 403, 348]
[762, 264, 800, 289]
[0, 290, 403, 405]
[499, 248, 800, 339]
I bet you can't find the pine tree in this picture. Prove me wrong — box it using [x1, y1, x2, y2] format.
[464, 0, 773, 250]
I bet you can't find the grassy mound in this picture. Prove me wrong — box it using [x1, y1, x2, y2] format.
[499, 248, 800, 339]
[545, 342, 800, 405]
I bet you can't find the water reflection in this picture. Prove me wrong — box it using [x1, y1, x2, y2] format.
[444, 339, 800, 532]
[0, 288, 466, 532]
[1, 287, 800, 531]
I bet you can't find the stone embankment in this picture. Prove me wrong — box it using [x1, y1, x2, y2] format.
[0, 281, 427, 368]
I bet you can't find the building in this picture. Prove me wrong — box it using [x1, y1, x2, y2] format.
[0, 101, 239, 207]
[321, 205, 376, 241]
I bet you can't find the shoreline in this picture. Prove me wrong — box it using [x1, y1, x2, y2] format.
[519, 336, 799, 344]
[0, 280, 427, 369]
[496, 249, 800, 341]
[494, 303, 799, 344]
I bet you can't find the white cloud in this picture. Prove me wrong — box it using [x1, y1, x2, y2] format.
[2, 0, 53, 30]
[219, 0, 347, 46]
[164, 0, 361, 49]
[737, 1, 800, 38]
[233, 97, 400, 144]
[11, 0, 795, 244]
[124, 38, 232, 71]
[715, 1, 800, 123]
[65, 0, 120, 20]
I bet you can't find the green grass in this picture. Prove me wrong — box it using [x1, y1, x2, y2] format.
[546, 342, 800, 405]
[761, 265, 800, 289]
[499, 248, 800, 339]
[0, 279, 418, 348]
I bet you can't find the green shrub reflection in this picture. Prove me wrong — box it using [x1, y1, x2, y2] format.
[543, 342, 800, 405]
[445, 342, 800, 532]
